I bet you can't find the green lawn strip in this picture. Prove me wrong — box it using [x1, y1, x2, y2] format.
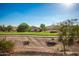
[0, 32, 58, 36]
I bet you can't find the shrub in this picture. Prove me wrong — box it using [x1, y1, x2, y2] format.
[50, 31, 57, 33]
[46, 41, 57, 47]
[0, 39, 14, 53]
[52, 38, 54, 40]
[23, 41, 30, 45]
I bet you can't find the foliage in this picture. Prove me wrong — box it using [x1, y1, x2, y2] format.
[0, 39, 14, 53]
[0, 25, 2, 32]
[7, 25, 13, 32]
[50, 30, 57, 33]
[17, 23, 29, 32]
[40, 24, 47, 31]
[28, 27, 32, 32]
[0, 25, 13, 32]
[1, 25, 7, 32]
[58, 19, 79, 55]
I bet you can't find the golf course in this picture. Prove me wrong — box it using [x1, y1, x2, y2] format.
[0, 32, 58, 36]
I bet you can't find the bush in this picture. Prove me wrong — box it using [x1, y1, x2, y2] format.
[50, 31, 57, 33]
[46, 41, 57, 47]
[23, 41, 30, 45]
[52, 38, 54, 40]
[0, 39, 14, 53]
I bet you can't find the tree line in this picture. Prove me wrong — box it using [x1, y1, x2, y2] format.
[0, 23, 47, 32]
[0, 25, 13, 32]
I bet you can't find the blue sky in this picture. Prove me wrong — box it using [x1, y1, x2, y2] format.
[0, 3, 79, 27]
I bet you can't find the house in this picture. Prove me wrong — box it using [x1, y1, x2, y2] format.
[31, 26, 41, 32]
[12, 27, 17, 32]
[46, 25, 58, 33]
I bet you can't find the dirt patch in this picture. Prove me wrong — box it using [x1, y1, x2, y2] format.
[1, 35, 79, 56]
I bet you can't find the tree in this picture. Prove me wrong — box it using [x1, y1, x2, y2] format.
[17, 23, 29, 32]
[0, 25, 8, 32]
[0, 25, 2, 32]
[7, 25, 13, 32]
[28, 27, 32, 32]
[58, 19, 78, 55]
[40, 24, 47, 31]
[2, 25, 7, 32]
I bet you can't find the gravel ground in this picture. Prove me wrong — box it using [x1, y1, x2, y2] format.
[0, 35, 79, 56]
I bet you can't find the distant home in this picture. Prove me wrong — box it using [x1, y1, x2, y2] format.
[31, 26, 41, 32]
[30, 26, 58, 33]
[46, 26, 58, 33]
[12, 27, 17, 32]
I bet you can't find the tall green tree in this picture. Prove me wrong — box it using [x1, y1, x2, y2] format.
[17, 23, 29, 32]
[40, 24, 47, 31]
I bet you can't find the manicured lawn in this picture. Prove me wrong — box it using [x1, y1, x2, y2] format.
[0, 32, 58, 36]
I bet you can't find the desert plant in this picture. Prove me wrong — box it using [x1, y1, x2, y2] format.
[0, 39, 14, 53]
[46, 41, 57, 47]
[23, 41, 30, 45]
[58, 19, 79, 55]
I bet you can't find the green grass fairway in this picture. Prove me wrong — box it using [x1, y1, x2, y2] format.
[0, 32, 58, 36]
